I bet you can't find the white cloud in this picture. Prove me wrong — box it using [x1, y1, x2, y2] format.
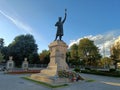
[69, 32, 119, 57]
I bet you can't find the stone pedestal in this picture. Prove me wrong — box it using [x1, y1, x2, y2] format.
[48, 40, 69, 71]
[22, 58, 28, 70]
[30, 40, 69, 84]
[6, 56, 14, 70]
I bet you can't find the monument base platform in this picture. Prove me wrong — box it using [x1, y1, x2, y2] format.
[30, 66, 70, 84]
[30, 40, 70, 85]
[30, 73, 70, 85]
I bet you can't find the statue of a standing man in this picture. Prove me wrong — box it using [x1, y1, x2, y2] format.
[54, 9, 67, 41]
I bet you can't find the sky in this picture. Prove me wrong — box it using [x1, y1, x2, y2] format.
[0, 0, 120, 56]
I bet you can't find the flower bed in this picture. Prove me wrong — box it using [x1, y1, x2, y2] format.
[58, 70, 84, 82]
[6, 70, 40, 74]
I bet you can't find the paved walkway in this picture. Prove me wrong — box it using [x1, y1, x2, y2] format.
[0, 72, 49, 90]
[0, 72, 120, 90]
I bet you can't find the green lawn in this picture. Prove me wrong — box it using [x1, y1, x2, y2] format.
[22, 77, 68, 88]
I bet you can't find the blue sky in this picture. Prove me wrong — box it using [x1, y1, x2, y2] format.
[0, 0, 120, 55]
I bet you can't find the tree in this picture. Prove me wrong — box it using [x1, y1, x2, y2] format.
[39, 50, 50, 64]
[66, 50, 71, 63]
[69, 44, 80, 67]
[70, 44, 78, 60]
[0, 52, 4, 63]
[100, 57, 113, 68]
[0, 38, 8, 61]
[0, 38, 4, 50]
[8, 34, 38, 66]
[110, 42, 120, 69]
[78, 38, 101, 66]
[0, 46, 9, 61]
[29, 52, 40, 64]
[110, 42, 120, 59]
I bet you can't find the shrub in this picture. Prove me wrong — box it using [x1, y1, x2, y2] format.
[85, 67, 91, 70]
[74, 67, 81, 73]
[58, 70, 84, 81]
[81, 69, 120, 77]
[109, 68, 116, 72]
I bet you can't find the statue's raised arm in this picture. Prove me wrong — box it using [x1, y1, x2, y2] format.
[62, 9, 67, 23]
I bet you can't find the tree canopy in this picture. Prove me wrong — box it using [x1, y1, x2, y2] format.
[99, 57, 112, 67]
[110, 42, 120, 60]
[0, 38, 6, 62]
[0, 52, 4, 63]
[0, 38, 4, 50]
[39, 50, 50, 64]
[70, 44, 78, 60]
[69, 38, 101, 66]
[8, 34, 39, 66]
[78, 38, 101, 66]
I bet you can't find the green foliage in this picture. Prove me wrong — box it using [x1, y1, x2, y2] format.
[69, 38, 101, 67]
[85, 79, 95, 82]
[70, 44, 78, 60]
[58, 70, 84, 81]
[0, 52, 4, 63]
[58, 70, 70, 78]
[22, 77, 68, 88]
[110, 43, 120, 69]
[81, 70, 120, 77]
[85, 67, 91, 70]
[0, 38, 4, 50]
[8, 34, 39, 66]
[29, 53, 40, 64]
[74, 67, 81, 73]
[111, 43, 120, 60]
[39, 50, 50, 64]
[68, 59, 80, 66]
[66, 50, 70, 63]
[109, 68, 116, 72]
[100, 57, 112, 67]
[0, 38, 9, 61]
[78, 38, 101, 66]
[0, 46, 9, 61]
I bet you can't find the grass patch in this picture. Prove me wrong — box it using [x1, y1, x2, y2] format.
[85, 79, 95, 82]
[22, 77, 68, 88]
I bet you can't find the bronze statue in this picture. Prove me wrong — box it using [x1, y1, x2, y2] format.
[54, 9, 67, 41]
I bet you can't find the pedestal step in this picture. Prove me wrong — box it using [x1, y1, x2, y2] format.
[30, 74, 70, 84]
